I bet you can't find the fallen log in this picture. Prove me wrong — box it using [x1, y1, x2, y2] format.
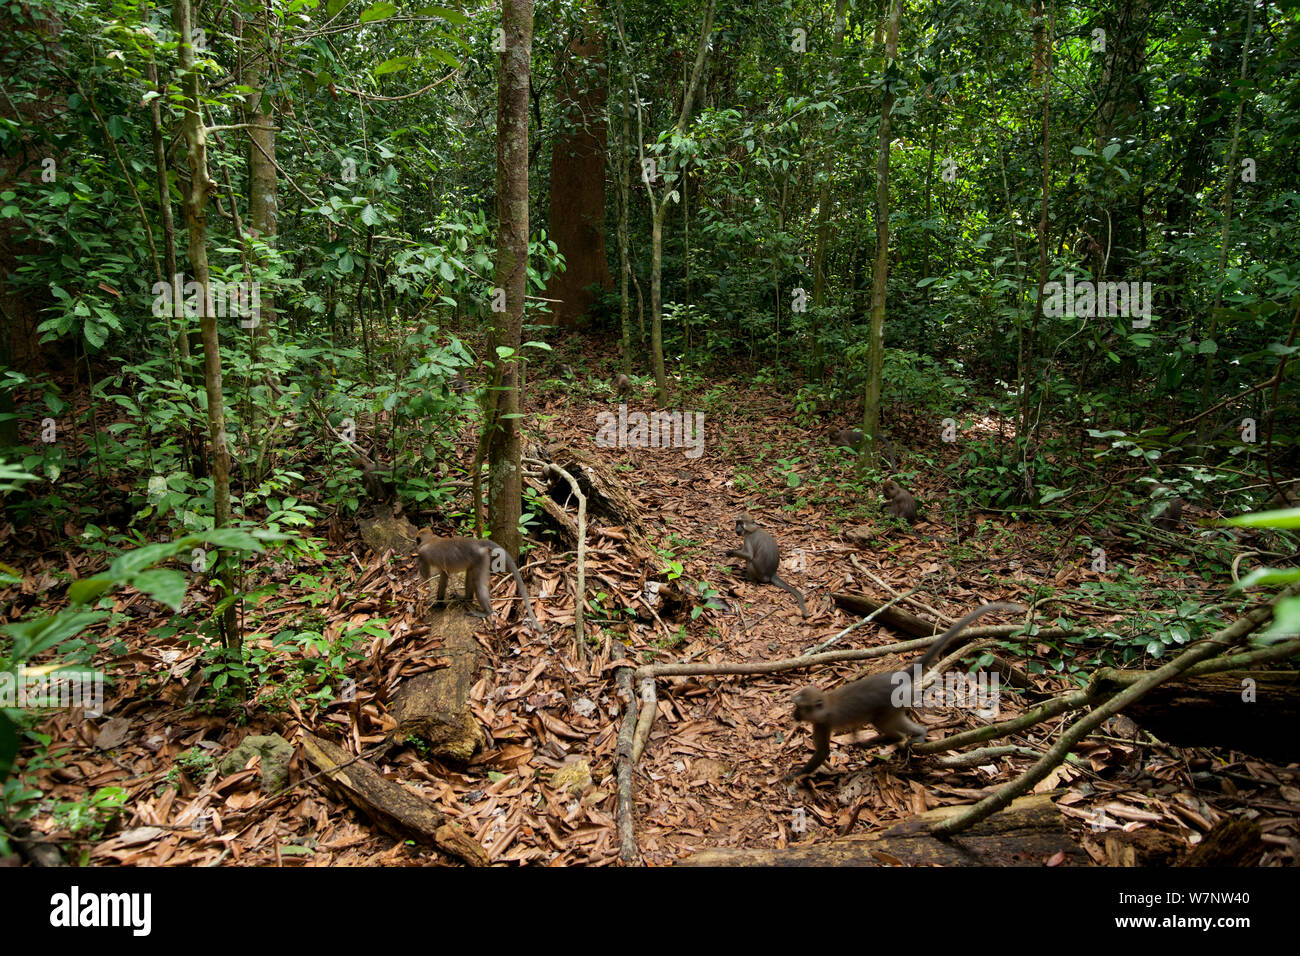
[387, 618, 485, 762]
[299, 731, 489, 867]
[678, 793, 1085, 866]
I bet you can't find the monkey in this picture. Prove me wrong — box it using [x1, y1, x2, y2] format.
[1151, 496, 1183, 531]
[725, 515, 809, 618]
[450, 373, 471, 395]
[829, 427, 862, 448]
[415, 529, 540, 631]
[354, 455, 396, 505]
[614, 373, 632, 400]
[786, 602, 1024, 779]
[881, 478, 918, 523]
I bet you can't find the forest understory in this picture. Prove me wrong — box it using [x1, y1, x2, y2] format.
[8, 346, 1297, 868]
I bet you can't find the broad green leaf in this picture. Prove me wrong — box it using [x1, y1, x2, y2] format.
[360, 2, 396, 23]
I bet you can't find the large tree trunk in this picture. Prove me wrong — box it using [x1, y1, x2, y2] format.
[861, 0, 901, 464]
[546, 2, 610, 327]
[613, 82, 633, 373]
[488, 0, 534, 556]
[174, 0, 237, 652]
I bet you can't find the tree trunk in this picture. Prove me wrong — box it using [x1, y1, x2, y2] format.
[547, 1, 610, 326]
[488, 0, 534, 557]
[647, 0, 714, 406]
[614, 83, 633, 373]
[810, 0, 849, 378]
[243, 5, 277, 344]
[860, 0, 901, 465]
[174, 0, 238, 652]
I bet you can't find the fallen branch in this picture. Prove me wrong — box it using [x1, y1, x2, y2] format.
[631, 676, 657, 763]
[534, 459, 589, 654]
[930, 588, 1293, 836]
[614, 666, 640, 864]
[635, 624, 1033, 681]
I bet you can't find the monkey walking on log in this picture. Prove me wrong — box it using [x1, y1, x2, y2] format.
[415, 529, 541, 632]
[785, 602, 1024, 780]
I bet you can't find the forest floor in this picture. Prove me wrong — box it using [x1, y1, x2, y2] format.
[11, 356, 1300, 867]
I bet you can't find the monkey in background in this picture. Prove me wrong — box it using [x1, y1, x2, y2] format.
[830, 427, 862, 448]
[725, 515, 809, 618]
[786, 602, 1023, 779]
[415, 529, 541, 631]
[354, 454, 398, 510]
[614, 372, 632, 400]
[881, 479, 918, 522]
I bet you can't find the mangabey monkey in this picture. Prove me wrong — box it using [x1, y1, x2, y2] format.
[881, 479, 918, 523]
[786, 602, 1023, 779]
[726, 515, 809, 618]
[354, 455, 396, 504]
[450, 373, 471, 395]
[830, 427, 863, 448]
[614, 373, 632, 399]
[1151, 495, 1183, 532]
[415, 529, 541, 631]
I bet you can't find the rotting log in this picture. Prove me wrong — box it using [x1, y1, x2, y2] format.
[387, 617, 485, 762]
[525, 443, 656, 560]
[357, 503, 418, 555]
[298, 731, 489, 866]
[1102, 671, 1300, 762]
[678, 793, 1084, 867]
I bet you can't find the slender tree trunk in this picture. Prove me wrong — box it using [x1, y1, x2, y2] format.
[628, 0, 715, 406]
[614, 85, 633, 373]
[174, 0, 237, 653]
[243, 5, 277, 343]
[861, 0, 901, 465]
[1199, 1, 1254, 437]
[810, 0, 849, 377]
[487, 0, 534, 557]
[1025, 12, 1053, 444]
[146, 55, 183, 376]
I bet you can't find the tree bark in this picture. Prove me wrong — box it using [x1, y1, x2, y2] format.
[488, 0, 534, 556]
[860, 0, 901, 465]
[547, 1, 610, 326]
[174, 0, 237, 652]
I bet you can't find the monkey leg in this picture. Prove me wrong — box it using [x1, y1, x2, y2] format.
[436, 571, 450, 605]
[468, 556, 493, 619]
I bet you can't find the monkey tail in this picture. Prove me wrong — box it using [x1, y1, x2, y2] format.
[918, 601, 1024, 670]
[491, 546, 542, 631]
[771, 575, 809, 618]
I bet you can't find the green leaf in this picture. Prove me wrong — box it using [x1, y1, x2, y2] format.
[1223, 508, 1300, 530]
[199, 528, 267, 551]
[1257, 596, 1300, 643]
[68, 575, 116, 606]
[374, 56, 413, 76]
[128, 569, 189, 612]
[418, 5, 471, 25]
[1, 611, 109, 660]
[359, 2, 396, 23]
